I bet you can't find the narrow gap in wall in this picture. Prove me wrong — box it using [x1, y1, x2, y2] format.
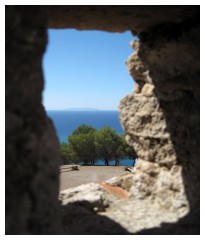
[42, 29, 137, 190]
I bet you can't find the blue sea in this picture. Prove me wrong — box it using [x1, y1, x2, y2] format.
[47, 110, 134, 166]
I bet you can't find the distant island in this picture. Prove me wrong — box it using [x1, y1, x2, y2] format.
[64, 108, 102, 111]
[47, 108, 118, 111]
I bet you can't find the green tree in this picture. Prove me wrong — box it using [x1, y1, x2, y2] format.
[59, 142, 77, 165]
[121, 135, 137, 166]
[113, 134, 127, 166]
[68, 125, 97, 165]
[72, 124, 96, 135]
[95, 127, 122, 166]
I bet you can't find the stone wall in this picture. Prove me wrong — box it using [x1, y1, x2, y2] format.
[119, 14, 199, 232]
[5, 6, 199, 234]
[5, 6, 61, 234]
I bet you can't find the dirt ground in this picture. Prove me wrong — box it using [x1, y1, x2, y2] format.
[59, 165, 126, 190]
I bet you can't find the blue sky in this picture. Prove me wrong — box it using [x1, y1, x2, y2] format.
[42, 29, 136, 110]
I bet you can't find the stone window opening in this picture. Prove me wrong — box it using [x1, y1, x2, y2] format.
[43, 29, 137, 190]
[6, 6, 199, 235]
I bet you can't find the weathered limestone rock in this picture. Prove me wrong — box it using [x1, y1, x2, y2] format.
[119, 13, 199, 233]
[58, 161, 188, 234]
[59, 183, 119, 210]
[104, 161, 188, 233]
[59, 182, 130, 234]
[130, 160, 188, 213]
[120, 41, 177, 167]
[61, 201, 129, 235]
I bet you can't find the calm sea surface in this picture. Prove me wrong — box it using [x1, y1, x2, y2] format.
[47, 110, 134, 166]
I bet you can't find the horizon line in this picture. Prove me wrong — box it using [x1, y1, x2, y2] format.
[45, 108, 119, 111]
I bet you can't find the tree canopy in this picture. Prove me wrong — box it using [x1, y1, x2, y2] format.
[59, 142, 77, 166]
[59, 124, 137, 166]
[72, 124, 96, 135]
[68, 125, 97, 165]
[95, 127, 122, 166]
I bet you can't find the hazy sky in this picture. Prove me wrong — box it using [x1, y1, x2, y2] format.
[42, 29, 136, 110]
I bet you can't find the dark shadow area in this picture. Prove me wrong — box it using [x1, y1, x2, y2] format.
[61, 201, 130, 235]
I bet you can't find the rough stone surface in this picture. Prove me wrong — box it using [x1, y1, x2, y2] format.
[6, 6, 199, 235]
[59, 182, 130, 234]
[61, 201, 129, 235]
[119, 11, 199, 233]
[59, 183, 119, 210]
[47, 6, 198, 33]
[5, 6, 61, 234]
[58, 161, 188, 234]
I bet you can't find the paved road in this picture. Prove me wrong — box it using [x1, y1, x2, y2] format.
[59, 165, 125, 190]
